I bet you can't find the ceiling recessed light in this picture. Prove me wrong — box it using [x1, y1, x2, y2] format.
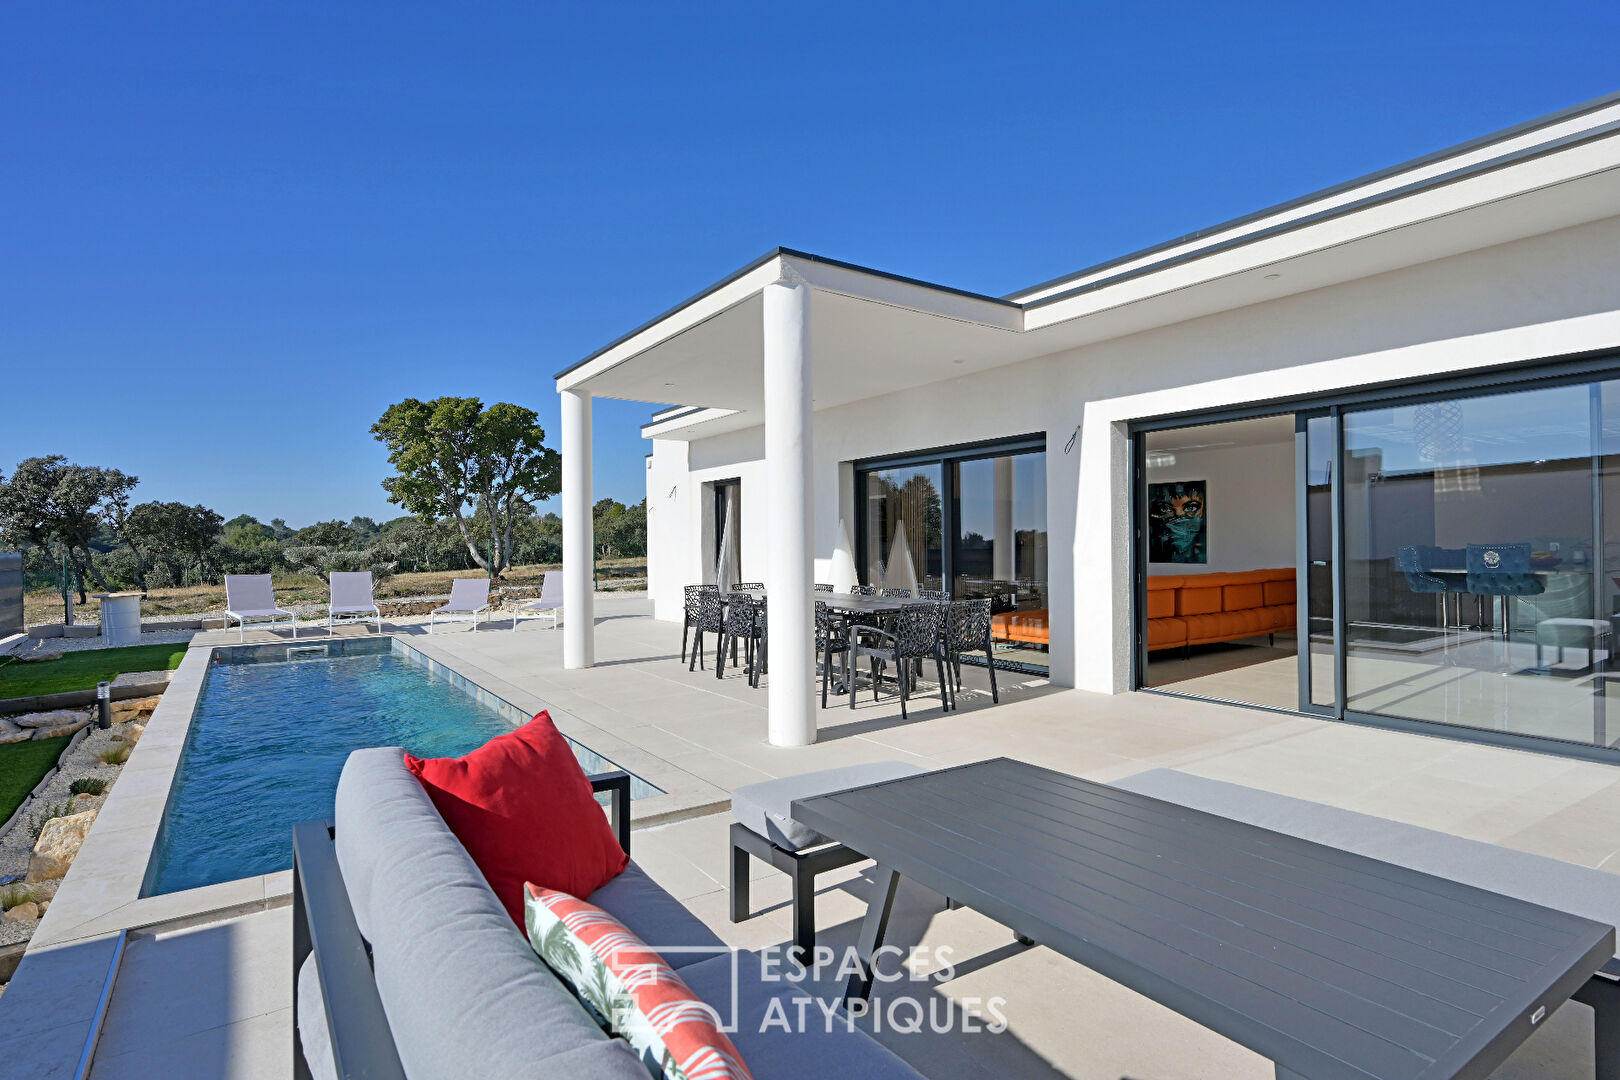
[1263, 273, 1281, 280]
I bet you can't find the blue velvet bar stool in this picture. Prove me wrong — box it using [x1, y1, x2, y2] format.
[1465, 543, 1545, 659]
[1398, 545, 1451, 629]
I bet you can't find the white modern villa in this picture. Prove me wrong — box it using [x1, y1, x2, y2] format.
[555, 90, 1620, 762]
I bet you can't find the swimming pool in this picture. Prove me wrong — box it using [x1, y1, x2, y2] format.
[144, 637, 658, 896]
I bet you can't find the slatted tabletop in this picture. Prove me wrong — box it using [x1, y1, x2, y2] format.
[791, 758, 1615, 1080]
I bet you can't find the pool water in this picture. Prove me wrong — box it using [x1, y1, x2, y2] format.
[146, 648, 636, 895]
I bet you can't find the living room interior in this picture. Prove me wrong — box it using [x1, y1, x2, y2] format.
[1140, 413, 1300, 711]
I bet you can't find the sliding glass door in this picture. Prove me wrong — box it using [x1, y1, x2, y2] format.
[1340, 381, 1613, 748]
[857, 437, 1049, 674]
[1139, 364, 1620, 760]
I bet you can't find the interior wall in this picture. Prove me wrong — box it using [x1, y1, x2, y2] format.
[1144, 437, 1295, 574]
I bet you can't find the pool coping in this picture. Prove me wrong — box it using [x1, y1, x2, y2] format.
[26, 631, 725, 956]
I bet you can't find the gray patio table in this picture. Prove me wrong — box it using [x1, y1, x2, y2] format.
[791, 757, 1618, 1080]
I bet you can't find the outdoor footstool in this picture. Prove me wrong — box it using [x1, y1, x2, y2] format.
[730, 761, 926, 957]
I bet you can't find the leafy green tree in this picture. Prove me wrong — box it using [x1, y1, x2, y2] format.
[371, 397, 560, 579]
[126, 502, 224, 587]
[593, 498, 647, 558]
[0, 456, 138, 601]
[295, 519, 353, 548]
[219, 519, 284, 575]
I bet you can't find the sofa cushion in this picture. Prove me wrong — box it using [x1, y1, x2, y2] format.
[1222, 583, 1264, 611]
[333, 746, 631, 1080]
[679, 952, 927, 1079]
[526, 885, 755, 1079]
[1145, 588, 1176, 619]
[589, 862, 727, 969]
[1146, 616, 1186, 649]
[1263, 578, 1296, 605]
[1176, 585, 1222, 616]
[406, 711, 629, 925]
[732, 762, 927, 852]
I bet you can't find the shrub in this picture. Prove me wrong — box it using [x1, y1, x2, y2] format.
[27, 800, 74, 841]
[0, 884, 35, 911]
[96, 745, 130, 766]
[69, 777, 107, 797]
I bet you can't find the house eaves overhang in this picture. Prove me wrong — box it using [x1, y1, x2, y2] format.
[554, 90, 1620, 438]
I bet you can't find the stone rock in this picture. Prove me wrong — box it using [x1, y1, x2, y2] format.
[72, 793, 96, 810]
[109, 695, 161, 720]
[36, 900, 49, 914]
[123, 723, 145, 746]
[31, 718, 88, 740]
[3, 903, 38, 923]
[0, 720, 30, 745]
[12, 709, 84, 730]
[27, 809, 97, 883]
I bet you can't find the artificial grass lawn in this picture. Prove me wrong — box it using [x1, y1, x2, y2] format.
[0, 643, 187, 699]
[0, 736, 72, 824]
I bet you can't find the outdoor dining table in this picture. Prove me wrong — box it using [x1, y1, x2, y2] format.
[791, 757, 1617, 1080]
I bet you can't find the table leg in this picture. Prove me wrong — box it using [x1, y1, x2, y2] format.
[1575, 974, 1620, 1080]
[842, 865, 901, 1004]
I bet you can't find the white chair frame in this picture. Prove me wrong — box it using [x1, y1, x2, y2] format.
[511, 571, 563, 631]
[327, 572, 383, 635]
[224, 574, 298, 642]
[429, 578, 491, 633]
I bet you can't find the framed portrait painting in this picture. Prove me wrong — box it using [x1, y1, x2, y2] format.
[1148, 480, 1207, 564]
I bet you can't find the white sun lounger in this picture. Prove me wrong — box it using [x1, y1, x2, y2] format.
[328, 571, 382, 635]
[512, 570, 563, 631]
[224, 574, 297, 641]
[429, 577, 491, 633]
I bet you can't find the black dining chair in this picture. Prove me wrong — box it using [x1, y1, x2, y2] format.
[813, 583, 834, 592]
[880, 587, 912, 598]
[851, 584, 877, 597]
[944, 599, 998, 708]
[815, 601, 850, 707]
[918, 588, 950, 601]
[732, 582, 766, 592]
[718, 593, 767, 687]
[682, 584, 718, 663]
[848, 604, 949, 719]
[687, 590, 726, 673]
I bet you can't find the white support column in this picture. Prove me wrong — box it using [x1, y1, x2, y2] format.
[992, 454, 1016, 582]
[561, 388, 595, 669]
[763, 281, 816, 746]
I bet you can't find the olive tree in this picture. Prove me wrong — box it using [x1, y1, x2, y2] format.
[0, 456, 138, 602]
[371, 397, 559, 579]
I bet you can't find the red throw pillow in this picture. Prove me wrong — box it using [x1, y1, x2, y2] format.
[405, 711, 629, 925]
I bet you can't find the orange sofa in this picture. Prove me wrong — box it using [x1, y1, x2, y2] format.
[991, 609, 1049, 646]
[1147, 569, 1295, 652]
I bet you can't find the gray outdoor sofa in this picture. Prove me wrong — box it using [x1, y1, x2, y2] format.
[292, 746, 926, 1080]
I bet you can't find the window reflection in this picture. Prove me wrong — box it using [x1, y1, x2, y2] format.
[1343, 381, 1616, 748]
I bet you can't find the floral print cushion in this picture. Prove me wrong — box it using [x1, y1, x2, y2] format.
[525, 883, 753, 1080]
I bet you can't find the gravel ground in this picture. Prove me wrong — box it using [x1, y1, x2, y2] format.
[11, 627, 199, 658]
[0, 715, 132, 946]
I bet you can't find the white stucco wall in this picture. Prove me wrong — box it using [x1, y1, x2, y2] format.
[1145, 441, 1296, 574]
[646, 213, 1620, 695]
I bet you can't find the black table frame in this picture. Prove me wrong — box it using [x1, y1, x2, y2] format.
[792, 758, 1618, 1080]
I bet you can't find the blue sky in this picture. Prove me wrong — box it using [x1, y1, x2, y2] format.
[3, 3, 1618, 528]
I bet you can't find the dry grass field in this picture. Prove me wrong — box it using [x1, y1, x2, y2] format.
[22, 558, 646, 626]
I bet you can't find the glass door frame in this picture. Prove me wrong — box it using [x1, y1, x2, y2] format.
[1128, 348, 1620, 765]
[1295, 408, 1344, 718]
